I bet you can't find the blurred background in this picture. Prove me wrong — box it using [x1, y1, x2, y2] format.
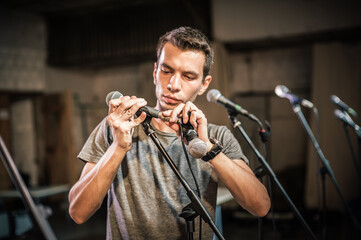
[0, 0, 360, 239]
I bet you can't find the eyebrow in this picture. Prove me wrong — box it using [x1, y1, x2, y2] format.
[161, 63, 200, 78]
[161, 63, 174, 71]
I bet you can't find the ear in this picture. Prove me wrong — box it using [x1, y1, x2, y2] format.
[153, 62, 157, 85]
[198, 75, 212, 96]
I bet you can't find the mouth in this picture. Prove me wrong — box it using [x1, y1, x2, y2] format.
[162, 95, 182, 105]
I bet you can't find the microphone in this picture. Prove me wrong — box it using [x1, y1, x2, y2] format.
[334, 109, 361, 138]
[206, 89, 249, 116]
[106, 91, 170, 122]
[181, 122, 208, 158]
[331, 95, 357, 118]
[274, 85, 314, 108]
[105, 91, 207, 158]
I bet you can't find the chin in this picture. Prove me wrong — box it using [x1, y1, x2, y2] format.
[160, 102, 179, 111]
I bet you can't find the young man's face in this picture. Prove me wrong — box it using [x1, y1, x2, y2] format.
[153, 42, 212, 111]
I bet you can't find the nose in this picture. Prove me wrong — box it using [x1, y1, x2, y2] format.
[167, 73, 181, 92]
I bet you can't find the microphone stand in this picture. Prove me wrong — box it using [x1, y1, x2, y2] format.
[0, 135, 57, 240]
[140, 117, 225, 240]
[252, 119, 271, 240]
[342, 123, 361, 195]
[291, 103, 361, 235]
[227, 110, 317, 240]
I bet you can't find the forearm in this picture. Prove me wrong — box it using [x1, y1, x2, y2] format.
[209, 154, 270, 217]
[68, 143, 126, 223]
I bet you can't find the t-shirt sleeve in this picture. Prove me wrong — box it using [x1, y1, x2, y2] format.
[77, 117, 109, 163]
[208, 124, 249, 165]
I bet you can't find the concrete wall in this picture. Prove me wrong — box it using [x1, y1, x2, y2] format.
[0, 8, 46, 186]
[0, 8, 46, 92]
[212, 0, 361, 41]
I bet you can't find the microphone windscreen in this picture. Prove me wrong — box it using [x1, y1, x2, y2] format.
[106, 91, 123, 106]
[274, 85, 289, 98]
[334, 109, 344, 120]
[189, 138, 207, 158]
[330, 95, 339, 104]
[206, 89, 221, 103]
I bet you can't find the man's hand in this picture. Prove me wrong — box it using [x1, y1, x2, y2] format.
[107, 96, 147, 150]
[162, 101, 212, 151]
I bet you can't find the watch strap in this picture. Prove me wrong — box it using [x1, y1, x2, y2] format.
[201, 138, 223, 162]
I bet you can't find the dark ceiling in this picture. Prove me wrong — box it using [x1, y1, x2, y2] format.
[0, 0, 212, 67]
[2, 0, 359, 67]
[0, 0, 168, 16]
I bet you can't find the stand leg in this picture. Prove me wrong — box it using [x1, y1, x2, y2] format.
[0, 135, 57, 240]
[180, 204, 198, 240]
[320, 167, 327, 240]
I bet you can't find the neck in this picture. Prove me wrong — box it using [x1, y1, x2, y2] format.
[151, 118, 175, 133]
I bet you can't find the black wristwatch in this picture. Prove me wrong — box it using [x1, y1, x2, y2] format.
[201, 138, 223, 162]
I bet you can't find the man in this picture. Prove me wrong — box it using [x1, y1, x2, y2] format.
[68, 26, 270, 239]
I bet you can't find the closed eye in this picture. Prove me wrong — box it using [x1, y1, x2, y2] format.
[184, 75, 196, 80]
[161, 69, 171, 74]
[183, 72, 198, 80]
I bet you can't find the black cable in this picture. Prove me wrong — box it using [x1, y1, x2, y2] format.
[178, 120, 202, 240]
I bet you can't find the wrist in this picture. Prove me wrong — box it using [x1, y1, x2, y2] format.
[112, 140, 131, 152]
[201, 138, 223, 162]
[206, 139, 214, 152]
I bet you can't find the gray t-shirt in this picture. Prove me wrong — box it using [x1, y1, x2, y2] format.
[78, 117, 247, 240]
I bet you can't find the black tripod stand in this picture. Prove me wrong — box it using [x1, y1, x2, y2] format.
[140, 117, 225, 240]
[291, 103, 361, 238]
[227, 110, 317, 240]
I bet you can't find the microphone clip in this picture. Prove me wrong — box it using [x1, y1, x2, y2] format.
[180, 120, 197, 145]
[258, 121, 271, 143]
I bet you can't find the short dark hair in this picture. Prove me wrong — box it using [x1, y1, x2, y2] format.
[156, 27, 214, 79]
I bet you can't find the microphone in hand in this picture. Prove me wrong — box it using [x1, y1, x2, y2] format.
[106, 91, 207, 158]
[106, 91, 170, 122]
[181, 121, 207, 158]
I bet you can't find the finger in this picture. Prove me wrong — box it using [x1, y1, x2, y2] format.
[161, 110, 172, 117]
[129, 111, 147, 127]
[169, 103, 185, 123]
[108, 96, 130, 115]
[109, 97, 145, 124]
[120, 98, 147, 120]
[191, 109, 209, 142]
[182, 102, 197, 124]
[116, 97, 144, 113]
[190, 109, 205, 128]
[189, 111, 199, 129]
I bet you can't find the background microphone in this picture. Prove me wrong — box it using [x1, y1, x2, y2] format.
[207, 89, 249, 116]
[275, 85, 314, 108]
[106, 91, 170, 122]
[334, 109, 361, 138]
[331, 95, 357, 118]
[105, 91, 207, 158]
